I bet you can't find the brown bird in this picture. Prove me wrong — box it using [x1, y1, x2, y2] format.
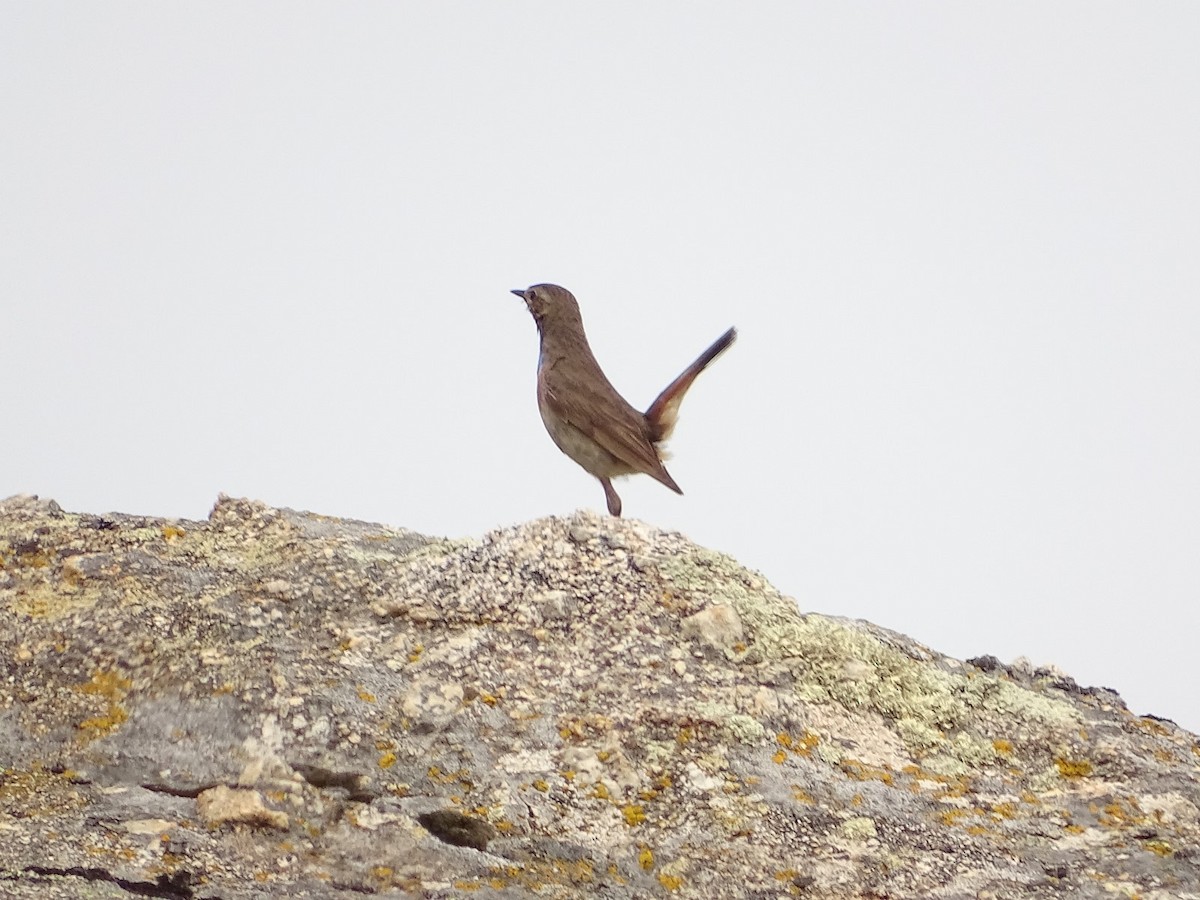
[512, 283, 736, 517]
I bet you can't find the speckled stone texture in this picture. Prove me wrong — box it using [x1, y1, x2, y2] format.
[1, 493, 1197, 899]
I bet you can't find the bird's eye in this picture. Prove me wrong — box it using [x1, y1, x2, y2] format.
[528, 289, 537, 301]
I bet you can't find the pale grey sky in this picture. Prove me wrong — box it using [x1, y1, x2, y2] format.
[3, 5, 1198, 731]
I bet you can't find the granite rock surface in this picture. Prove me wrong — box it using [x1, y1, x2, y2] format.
[1, 494, 1197, 899]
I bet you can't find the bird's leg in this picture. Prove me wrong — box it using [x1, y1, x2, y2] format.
[600, 478, 623, 517]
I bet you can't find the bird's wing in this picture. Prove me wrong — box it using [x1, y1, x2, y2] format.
[542, 365, 679, 490]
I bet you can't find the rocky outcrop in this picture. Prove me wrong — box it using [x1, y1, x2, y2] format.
[1, 494, 1197, 899]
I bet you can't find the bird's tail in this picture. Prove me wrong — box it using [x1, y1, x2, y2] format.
[645, 327, 736, 443]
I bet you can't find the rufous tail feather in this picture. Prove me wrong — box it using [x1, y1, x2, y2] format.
[645, 327, 736, 443]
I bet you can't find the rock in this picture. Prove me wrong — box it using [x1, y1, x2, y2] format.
[682, 602, 745, 655]
[196, 785, 289, 830]
[1, 494, 1197, 898]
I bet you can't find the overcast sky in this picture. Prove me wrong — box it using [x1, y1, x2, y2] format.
[3, 4, 1198, 732]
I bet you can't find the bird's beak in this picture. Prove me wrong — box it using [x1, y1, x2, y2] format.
[510, 289, 526, 300]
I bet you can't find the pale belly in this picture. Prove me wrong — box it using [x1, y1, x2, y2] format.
[537, 396, 637, 478]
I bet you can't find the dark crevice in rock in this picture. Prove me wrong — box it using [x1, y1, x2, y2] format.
[292, 763, 379, 802]
[10, 866, 195, 898]
[329, 880, 378, 894]
[140, 781, 220, 798]
[292, 763, 365, 791]
[417, 809, 497, 851]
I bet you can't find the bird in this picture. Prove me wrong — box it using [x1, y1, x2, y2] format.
[512, 283, 735, 517]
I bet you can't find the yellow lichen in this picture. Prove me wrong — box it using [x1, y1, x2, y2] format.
[796, 731, 821, 755]
[78, 707, 128, 733]
[622, 805, 646, 826]
[75, 671, 131, 737]
[1054, 758, 1093, 779]
[17, 548, 52, 568]
[79, 670, 130, 699]
[638, 847, 654, 871]
[378, 752, 396, 769]
[840, 759, 894, 785]
[1097, 798, 1146, 828]
[938, 809, 971, 826]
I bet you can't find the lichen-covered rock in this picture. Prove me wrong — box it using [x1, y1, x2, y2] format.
[1, 493, 1198, 898]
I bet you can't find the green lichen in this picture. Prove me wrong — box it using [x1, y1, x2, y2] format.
[657, 545, 1082, 764]
[920, 754, 973, 780]
[963, 676, 1080, 729]
[725, 714, 766, 744]
[841, 816, 878, 840]
[896, 717, 943, 751]
[945, 731, 1001, 768]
